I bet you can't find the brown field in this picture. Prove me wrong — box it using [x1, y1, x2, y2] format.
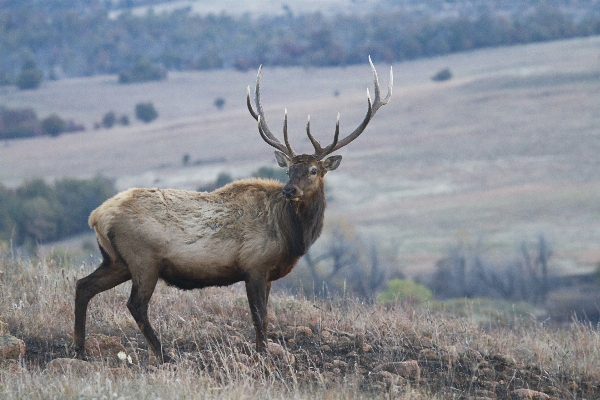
[2, 36, 600, 278]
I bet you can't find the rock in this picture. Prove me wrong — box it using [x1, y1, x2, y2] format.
[46, 358, 99, 375]
[491, 353, 515, 368]
[84, 334, 127, 358]
[231, 335, 244, 345]
[286, 325, 313, 338]
[361, 343, 373, 353]
[330, 335, 354, 352]
[374, 360, 420, 380]
[373, 370, 407, 387]
[319, 345, 331, 352]
[172, 337, 197, 352]
[108, 367, 133, 378]
[418, 348, 438, 361]
[441, 345, 459, 363]
[0, 335, 25, 360]
[267, 342, 295, 365]
[332, 359, 347, 370]
[511, 388, 550, 400]
[0, 320, 7, 334]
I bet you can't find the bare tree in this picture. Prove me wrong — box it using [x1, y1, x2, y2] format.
[431, 236, 552, 305]
[297, 223, 391, 300]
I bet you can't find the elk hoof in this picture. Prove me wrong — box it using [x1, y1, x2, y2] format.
[160, 352, 175, 364]
[72, 346, 88, 361]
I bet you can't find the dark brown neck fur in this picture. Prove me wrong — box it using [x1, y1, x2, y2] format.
[274, 185, 326, 262]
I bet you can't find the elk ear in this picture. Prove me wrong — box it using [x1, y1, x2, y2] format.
[323, 155, 342, 171]
[274, 150, 292, 168]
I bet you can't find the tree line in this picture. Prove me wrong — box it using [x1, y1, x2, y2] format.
[0, 177, 115, 249]
[0, 1, 599, 81]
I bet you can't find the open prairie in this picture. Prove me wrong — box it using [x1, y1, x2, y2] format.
[2, 36, 600, 277]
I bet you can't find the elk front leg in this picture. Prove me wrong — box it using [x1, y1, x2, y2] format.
[245, 274, 269, 354]
[126, 273, 172, 363]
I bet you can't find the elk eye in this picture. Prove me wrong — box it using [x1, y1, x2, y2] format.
[310, 167, 318, 175]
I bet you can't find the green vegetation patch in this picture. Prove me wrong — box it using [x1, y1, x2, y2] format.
[0, 176, 115, 249]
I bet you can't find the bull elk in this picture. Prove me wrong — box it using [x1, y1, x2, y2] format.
[73, 57, 392, 363]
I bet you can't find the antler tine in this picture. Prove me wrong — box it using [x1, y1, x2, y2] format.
[283, 109, 296, 157]
[312, 57, 392, 160]
[247, 65, 296, 157]
[369, 55, 393, 113]
[321, 113, 340, 155]
[257, 116, 289, 155]
[306, 115, 324, 155]
[309, 113, 342, 160]
[246, 86, 258, 120]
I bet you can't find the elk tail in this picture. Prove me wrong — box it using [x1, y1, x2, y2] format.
[88, 208, 119, 263]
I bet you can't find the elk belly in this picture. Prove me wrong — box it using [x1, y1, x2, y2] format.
[158, 236, 242, 290]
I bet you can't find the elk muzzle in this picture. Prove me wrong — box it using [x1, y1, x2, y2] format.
[282, 184, 303, 200]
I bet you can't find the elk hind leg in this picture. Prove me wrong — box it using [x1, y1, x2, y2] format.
[74, 247, 131, 359]
[127, 273, 171, 363]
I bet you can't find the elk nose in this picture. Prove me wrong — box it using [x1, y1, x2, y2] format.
[282, 187, 297, 199]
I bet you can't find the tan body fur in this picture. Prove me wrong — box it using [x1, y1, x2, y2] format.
[90, 179, 301, 289]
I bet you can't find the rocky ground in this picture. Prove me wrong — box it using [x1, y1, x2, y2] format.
[1, 315, 598, 399]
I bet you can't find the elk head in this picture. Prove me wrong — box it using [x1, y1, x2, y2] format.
[247, 57, 393, 201]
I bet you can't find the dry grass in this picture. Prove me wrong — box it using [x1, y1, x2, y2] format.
[0, 253, 598, 399]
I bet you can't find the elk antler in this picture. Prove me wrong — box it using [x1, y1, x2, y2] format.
[309, 56, 393, 160]
[247, 66, 296, 157]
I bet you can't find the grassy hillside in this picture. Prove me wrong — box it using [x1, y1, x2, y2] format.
[1, 36, 600, 279]
[0, 255, 598, 399]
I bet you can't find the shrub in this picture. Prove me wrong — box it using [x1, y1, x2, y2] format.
[41, 114, 66, 137]
[214, 97, 225, 110]
[119, 115, 130, 126]
[0, 107, 39, 139]
[233, 57, 253, 72]
[432, 68, 452, 82]
[102, 111, 116, 128]
[197, 172, 233, 192]
[378, 278, 433, 303]
[135, 102, 158, 123]
[16, 61, 43, 90]
[64, 120, 86, 133]
[119, 59, 166, 84]
[252, 166, 287, 182]
[215, 172, 233, 188]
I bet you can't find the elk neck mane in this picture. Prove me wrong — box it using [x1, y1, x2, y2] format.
[271, 180, 326, 262]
